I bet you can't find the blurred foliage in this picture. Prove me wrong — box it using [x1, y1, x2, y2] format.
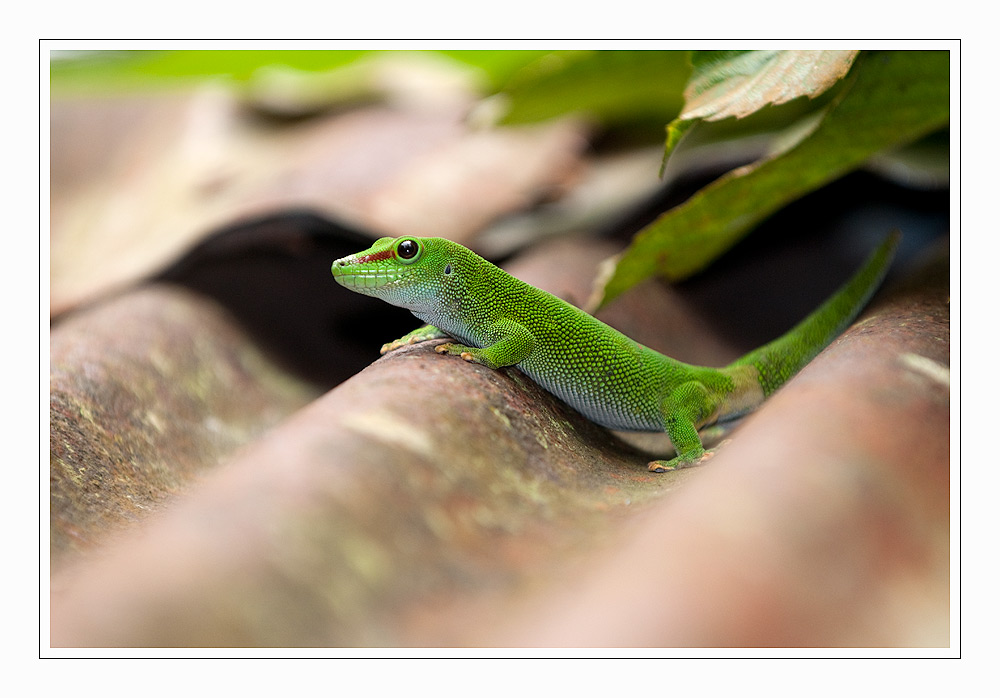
[495, 50, 690, 126]
[49, 49, 546, 94]
[50, 49, 365, 85]
[50, 49, 950, 304]
[594, 50, 949, 304]
[49, 49, 688, 127]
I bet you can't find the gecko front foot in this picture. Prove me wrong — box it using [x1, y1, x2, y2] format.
[380, 336, 419, 354]
[381, 325, 449, 355]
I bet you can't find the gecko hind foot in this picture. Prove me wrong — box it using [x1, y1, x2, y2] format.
[647, 449, 716, 473]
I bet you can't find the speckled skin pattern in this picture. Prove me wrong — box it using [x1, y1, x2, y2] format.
[332, 234, 897, 469]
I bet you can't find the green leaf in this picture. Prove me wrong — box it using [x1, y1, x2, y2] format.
[497, 50, 691, 126]
[684, 50, 858, 119]
[663, 50, 858, 165]
[595, 50, 949, 306]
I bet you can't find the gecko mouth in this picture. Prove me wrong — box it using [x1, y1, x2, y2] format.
[331, 258, 410, 292]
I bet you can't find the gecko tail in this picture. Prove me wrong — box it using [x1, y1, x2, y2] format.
[725, 231, 900, 397]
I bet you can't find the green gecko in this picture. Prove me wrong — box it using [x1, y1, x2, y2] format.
[331, 233, 898, 471]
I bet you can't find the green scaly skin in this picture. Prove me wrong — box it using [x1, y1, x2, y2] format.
[332, 233, 899, 471]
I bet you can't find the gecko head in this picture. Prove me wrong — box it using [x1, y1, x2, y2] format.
[331, 236, 467, 310]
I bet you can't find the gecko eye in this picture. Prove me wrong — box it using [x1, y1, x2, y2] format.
[396, 239, 420, 261]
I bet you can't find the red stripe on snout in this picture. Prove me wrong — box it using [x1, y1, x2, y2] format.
[358, 249, 394, 263]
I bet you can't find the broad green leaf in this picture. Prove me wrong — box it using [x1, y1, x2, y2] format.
[595, 50, 949, 307]
[684, 50, 858, 119]
[498, 50, 691, 126]
[663, 50, 858, 163]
